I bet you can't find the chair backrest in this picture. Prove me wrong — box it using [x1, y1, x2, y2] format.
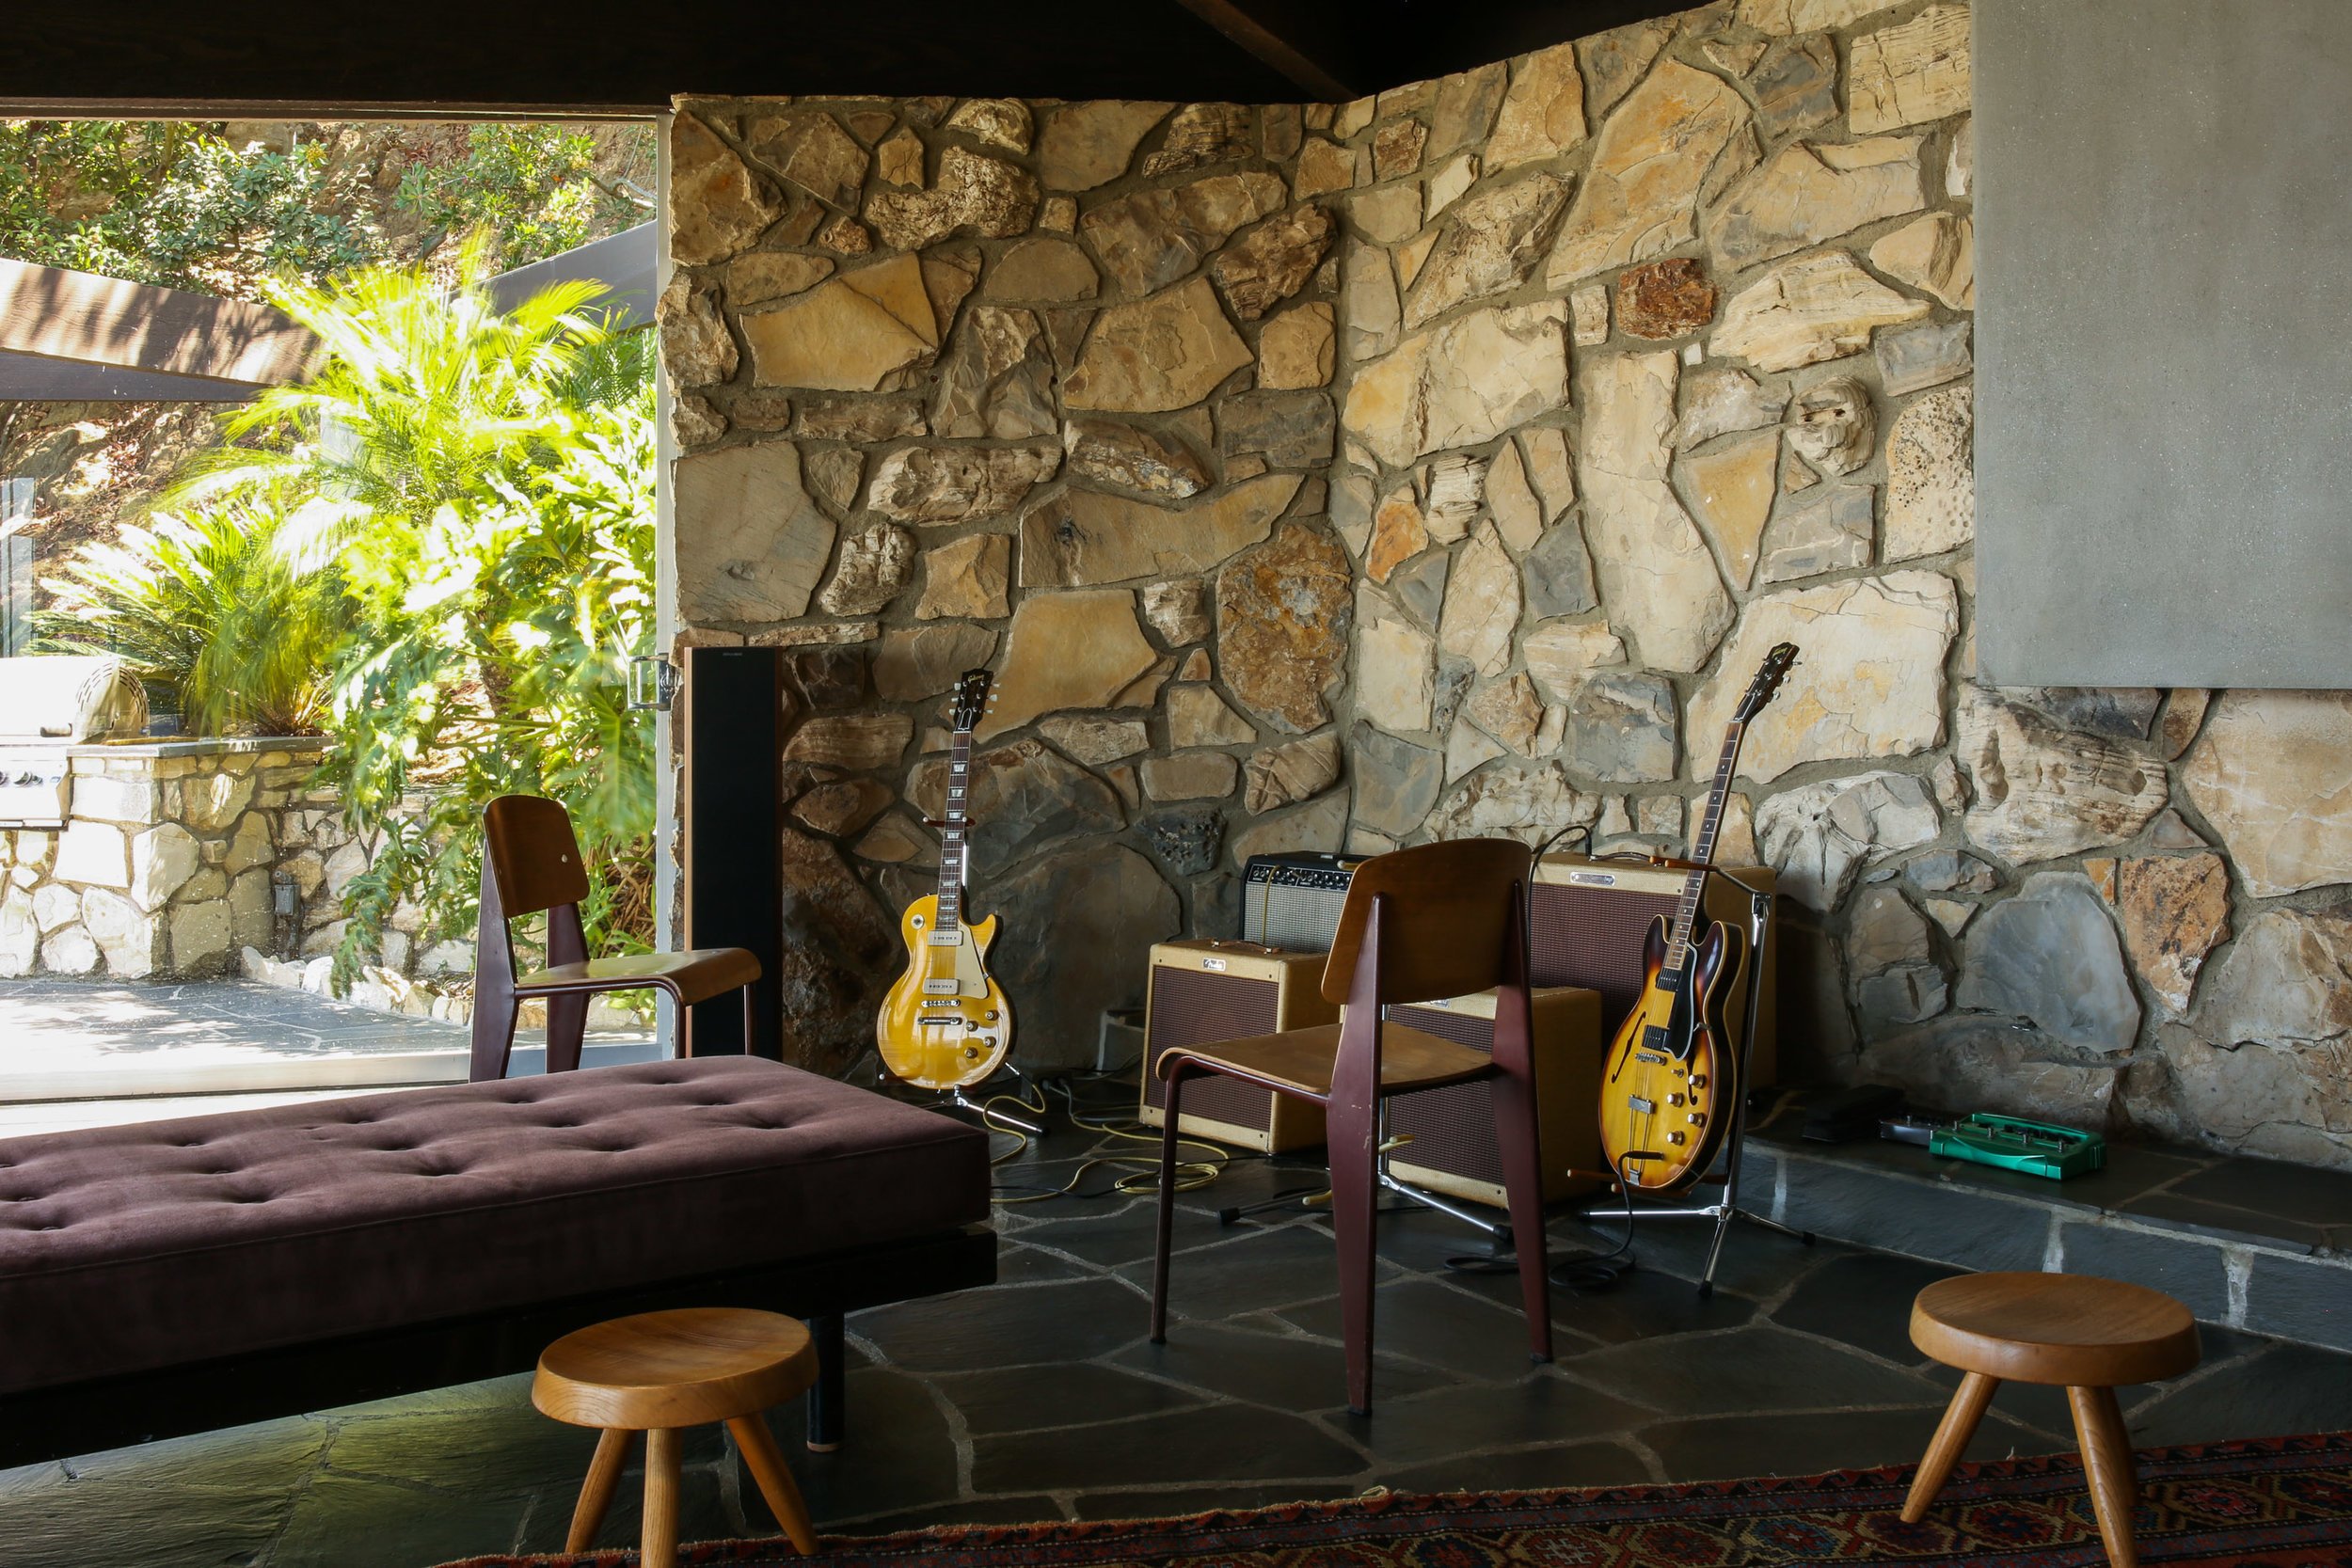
[1318, 838, 1532, 1006]
[482, 794, 592, 920]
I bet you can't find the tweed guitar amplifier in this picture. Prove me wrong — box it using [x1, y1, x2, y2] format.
[1384, 986, 1606, 1208]
[1530, 855, 1778, 1088]
[1137, 940, 1336, 1153]
[1239, 852, 1364, 952]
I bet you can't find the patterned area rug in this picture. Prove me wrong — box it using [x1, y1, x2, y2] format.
[440, 1432, 2352, 1567]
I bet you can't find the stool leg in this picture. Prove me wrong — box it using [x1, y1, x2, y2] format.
[565, 1427, 633, 1552]
[642, 1427, 681, 1568]
[2069, 1385, 2142, 1568]
[1903, 1370, 2000, 1522]
[729, 1414, 818, 1555]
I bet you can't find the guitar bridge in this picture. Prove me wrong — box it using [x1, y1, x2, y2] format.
[1628, 1096, 1657, 1115]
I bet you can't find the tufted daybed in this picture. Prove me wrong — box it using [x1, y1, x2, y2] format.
[0, 1056, 993, 1466]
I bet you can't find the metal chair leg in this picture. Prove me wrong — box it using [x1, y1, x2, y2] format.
[1150, 1066, 1186, 1344]
[1327, 1086, 1380, 1415]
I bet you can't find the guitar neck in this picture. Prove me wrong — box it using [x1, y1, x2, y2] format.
[1667, 720, 1745, 971]
[938, 726, 972, 930]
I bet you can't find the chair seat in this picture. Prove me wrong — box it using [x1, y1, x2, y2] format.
[534, 1307, 817, 1430]
[1159, 1022, 1496, 1102]
[1911, 1272, 2201, 1386]
[516, 947, 759, 1005]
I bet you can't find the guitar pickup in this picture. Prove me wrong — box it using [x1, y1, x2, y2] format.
[925, 932, 962, 946]
[1628, 1095, 1658, 1115]
[1641, 1025, 1674, 1053]
[920, 979, 959, 995]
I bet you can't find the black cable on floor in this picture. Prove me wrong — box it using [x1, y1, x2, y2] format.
[1438, 1158, 1642, 1292]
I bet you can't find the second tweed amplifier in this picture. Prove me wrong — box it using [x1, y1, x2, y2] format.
[1239, 851, 1363, 952]
[1137, 940, 1334, 1153]
[1385, 985, 1605, 1208]
[1530, 855, 1778, 1087]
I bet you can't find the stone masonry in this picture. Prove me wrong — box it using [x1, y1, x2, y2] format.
[664, 6, 2352, 1172]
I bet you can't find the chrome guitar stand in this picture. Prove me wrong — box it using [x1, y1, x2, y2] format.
[877, 1062, 1049, 1137]
[1578, 864, 1812, 1298]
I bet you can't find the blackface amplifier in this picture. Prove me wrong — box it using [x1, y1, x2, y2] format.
[1137, 940, 1335, 1153]
[1529, 855, 1778, 1088]
[1239, 851, 1365, 952]
[1385, 986, 1606, 1207]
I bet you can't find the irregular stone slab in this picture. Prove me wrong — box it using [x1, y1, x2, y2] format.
[2002, 687, 2162, 742]
[1566, 670, 1677, 783]
[1570, 283, 1610, 346]
[657, 277, 735, 390]
[1216, 522, 1352, 734]
[1714, 251, 1930, 372]
[2158, 689, 2212, 760]
[1143, 103, 1255, 178]
[1213, 203, 1336, 321]
[1615, 258, 1717, 341]
[1486, 40, 1587, 166]
[1355, 585, 1436, 735]
[672, 114, 781, 266]
[1430, 61, 1509, 156]
[1019, 473, 1297, 588]
[874, 623, 998, 702]
[2182, 690, 2352, 896]
[1143, 752, 1239, 802]
[1143, 805, 1224, 875]
[1710, 137, 1926, 270]
[1864, 1015, 2120, 1129]
[1219, 390, 1334, 468]
[930, 306, 1056, 439]
[1759, 484, 1874, 584]
[1579, 351, 1734, 673]
[1849, 884, 1932, 975]
[2116, 851, 2230, 1017]
[1751, 34, 1840, 140]
[1291, 136, 1358, 199]
[1465, 674, 1545, 754]
[1260, 303, 1336, 390]
[1788, 376, 1877, 477]
[993, 844, 1182, 1071]
[1037, 715, 1150, 766]
[1756, 769, 1940, 910]
[1437, 523, 1521, 678]
[1403, 174, 1572, 329]
[1738, 0, 1895, 30]
[2169, 908, 2352, 1166]
[1519, 425, 1577, 518]
[982, 238, 1099, 303]
[1956, 873, 2140, 1054]
[1038, 101, 1171, 191]
[1871, 211, 1974, 309]
[1425, 762, 1596, 847]
[1082, 173, 1289, 298]
[1883, 384, 1974, 561]
[1849, 4, 1973, 135]
[796, 394, 926, 442]
[743, 253, 942, 391]
[674, 444, 836, 625]
[1365, 487, 1428, 584]
[1547, 61, 1752, 287]
[785, 714, 914, 773]
[1142, 577, 1211, 644]
[980, 591, 1159, 738]
[866, 443, 1059, 524]
[1485, 441, 1544, 555]
[914, 532, 1010, 620]
[1906, 848, 1999, 894]
[1228, 789, 1350, 869]
[1422, 454, 1486, 545]
[876, 127, 924, 188]
[803, 448, 864, 515]
[1679, 429, 1778, 591]
[817, 523, 916, 616]
[1065, 277, 1253, 413]
[1351, 727, 1444, 838]
[1523, 619, 1626, 703]
[1579, 19, 1675, 119]
[865, 147, 1039, 250]
[1373, 119, 1428, 180]
[1957, 688, 2169, 864]
[1671, 367, 1790, 450]
[1341, 241, 1402, 363]
[1445, 721, 1507, 783]
[945, 98, 1031, 154]
[1167, 684, 1254, 748]
[729, 252, 834, 306]
[1343, 301, 1569, 468]
[746, 109, 870, 209]
[1062, 418, 1210, 499]
[1856, 960, 1947, 1036]
[1245, 732, 1343, 814]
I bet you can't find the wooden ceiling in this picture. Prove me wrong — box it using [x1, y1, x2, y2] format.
[0, 0, 1690, 116]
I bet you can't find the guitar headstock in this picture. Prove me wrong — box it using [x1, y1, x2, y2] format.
[1734, 642, 1800, 722]
[949, 668, 994, 735]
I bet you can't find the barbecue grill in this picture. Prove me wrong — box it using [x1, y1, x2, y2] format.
[0, 656, 150, 828]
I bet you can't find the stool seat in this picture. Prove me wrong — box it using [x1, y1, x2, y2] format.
[1911, 1271, 2199, 1386]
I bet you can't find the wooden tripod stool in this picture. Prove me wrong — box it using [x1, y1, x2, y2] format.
[533, 1307, 820, 1566]
[1905, 1272, 2200, 1568]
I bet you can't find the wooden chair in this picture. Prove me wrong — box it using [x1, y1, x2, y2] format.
[470, 794, 761, 1081]
[1905, 1271, 2201, 1568]
[1149, 838, 1551, 1414]
[534, 1307, 819, 1566]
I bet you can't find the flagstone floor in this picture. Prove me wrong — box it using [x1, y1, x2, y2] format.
[3, 1094, 2346, 1568]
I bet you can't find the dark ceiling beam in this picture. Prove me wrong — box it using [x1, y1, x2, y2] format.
[1168, 0, 1385, 103]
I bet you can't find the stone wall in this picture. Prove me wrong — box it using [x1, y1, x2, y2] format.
[663, 1, 2352, 1173]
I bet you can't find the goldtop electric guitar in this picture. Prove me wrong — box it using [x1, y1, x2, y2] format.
[877, 670, 1014, 1090]
[1597, 642, 1798, 1193]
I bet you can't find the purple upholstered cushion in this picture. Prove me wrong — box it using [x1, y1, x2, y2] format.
[0, 1058, 988, 1395]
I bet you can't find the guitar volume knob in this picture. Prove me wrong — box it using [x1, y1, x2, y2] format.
[1689, 1074, 1708, 1089]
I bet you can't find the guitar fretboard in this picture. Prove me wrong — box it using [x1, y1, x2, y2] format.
[937, 727, 971, 930]
[1667, 720, 1745, 973]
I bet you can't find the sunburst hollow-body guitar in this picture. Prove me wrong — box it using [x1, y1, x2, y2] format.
[1597, 642, 1797, 1193]
[877, 670, 1014, 1091]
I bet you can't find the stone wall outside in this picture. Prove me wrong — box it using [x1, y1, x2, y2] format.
[663, 1, 2352, 1172]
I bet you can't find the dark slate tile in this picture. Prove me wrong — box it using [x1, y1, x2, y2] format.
[270, 1472, 539, 1567]
[1782, 1158, 2051, 1274]
[1329, 1372, 1656, 1466]
[1114, 1322, 1450, 1412]
[1372, 1203, 1521, 1273]
[1638, 1404, 2028, 1483]
[1919, 1362, 2078, 1441]
[1771, 1252, 1963, 1366]
[2246, 1253, 2352, 1353]
[993, 1241, 1098, 1282]
[1070, 1482, 1357, 1520]
[933, 1363, 1208, 1435]
[323, 1378, 615, 1496]
[2114, 1191, 2328, 1254]
[972, 1403, 1363, 1493]
[2124, 1342, 2352, 1446]
[0, 1435, 318, 1568]
[852, 1275, 1147, 1371]
[1451, 1252, 1760, 1345]
[2055, 1221, 2233, 1323]
[2166, 1156, 2352, 1232]
[787, 1370, 961, 1528]
[1574, 1205, 1830, 1301]
[1567, 1323, 1947, 1418]
[1123, 1219, 1375, 1322]
[1380, 1439, 1655, 1495]
[512, 1463, 739, 1559]
[1013, 1198, 1244, 1268]
[1279, 1278, 1556, 1384]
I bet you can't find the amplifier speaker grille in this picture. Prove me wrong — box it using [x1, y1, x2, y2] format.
[1386, 988, 1602, 1207]
[1384, 1006, 1501, 1188]
[1139, 967, 1284, 1135]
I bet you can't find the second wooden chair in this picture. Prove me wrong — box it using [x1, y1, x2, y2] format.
[1149, 838, 1552, 1414]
